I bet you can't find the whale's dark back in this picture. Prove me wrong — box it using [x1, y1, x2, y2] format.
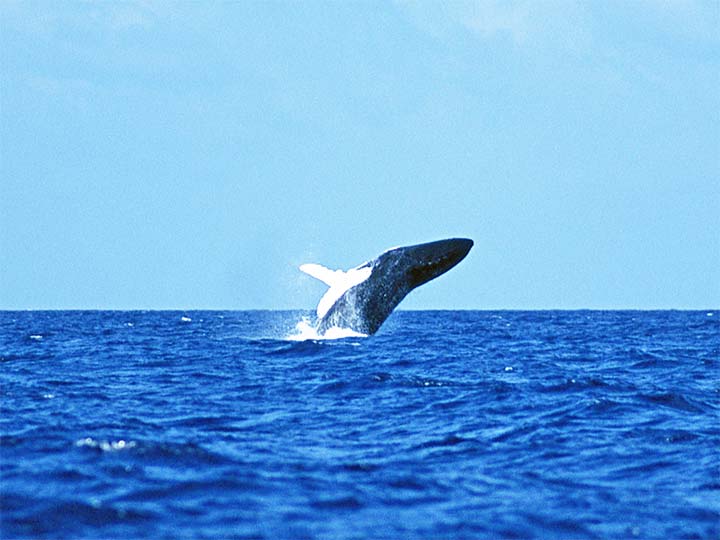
[317, 238, 473, 334]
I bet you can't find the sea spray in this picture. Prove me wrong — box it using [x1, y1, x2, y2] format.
[287, 316, 367, 341]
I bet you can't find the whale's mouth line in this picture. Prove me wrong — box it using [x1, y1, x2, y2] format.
[406, 246, 467, 286]
[421, 252, 452, 268]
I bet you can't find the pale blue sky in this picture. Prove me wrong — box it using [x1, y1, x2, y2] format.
[1, 1, 718, 310]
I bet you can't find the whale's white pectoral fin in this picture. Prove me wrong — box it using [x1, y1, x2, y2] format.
[300, 263, 373, 319]
[299, 264, 339, 287]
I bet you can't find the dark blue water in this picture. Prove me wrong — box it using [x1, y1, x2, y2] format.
[1, 311, 718, 539]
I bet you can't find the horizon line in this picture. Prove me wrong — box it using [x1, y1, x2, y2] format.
[1, 308, 717, 312]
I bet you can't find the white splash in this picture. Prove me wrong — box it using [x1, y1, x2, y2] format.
[286, 317, 367, 341]
[180, 316, 192, 322]
[29, 335, 43, 340]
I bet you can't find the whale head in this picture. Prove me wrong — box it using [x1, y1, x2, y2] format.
[373, 238, 474, 291]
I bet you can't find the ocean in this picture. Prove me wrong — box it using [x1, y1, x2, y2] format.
[1, 310, 718, 539]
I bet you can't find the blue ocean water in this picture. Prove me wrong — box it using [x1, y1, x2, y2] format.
[1, 310, 718, 539]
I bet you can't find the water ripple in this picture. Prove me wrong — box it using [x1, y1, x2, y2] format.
[1, 310, 718, 540]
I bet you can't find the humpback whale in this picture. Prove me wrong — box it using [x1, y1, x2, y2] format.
[300, 238, 473, 335]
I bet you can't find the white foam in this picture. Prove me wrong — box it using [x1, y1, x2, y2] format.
[180, 316, 192, 322]
[286, 317, 317, 341]
[321, 326, 367, 340]
[29, 335, 42, 340]
[75, 437, 136, 452]
[286, 317, 367, 341]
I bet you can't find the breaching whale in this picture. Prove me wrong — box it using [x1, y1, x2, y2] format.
[300, 238, 473, 335]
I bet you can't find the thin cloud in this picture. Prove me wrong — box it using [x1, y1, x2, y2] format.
[398, 0, 717, 53]
[0, 0, 160, 36]
[463, 0, 592, 54]
[397, 0, 591, 52]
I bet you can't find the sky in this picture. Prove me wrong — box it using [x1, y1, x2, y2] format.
[1, 1, 718, 310]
